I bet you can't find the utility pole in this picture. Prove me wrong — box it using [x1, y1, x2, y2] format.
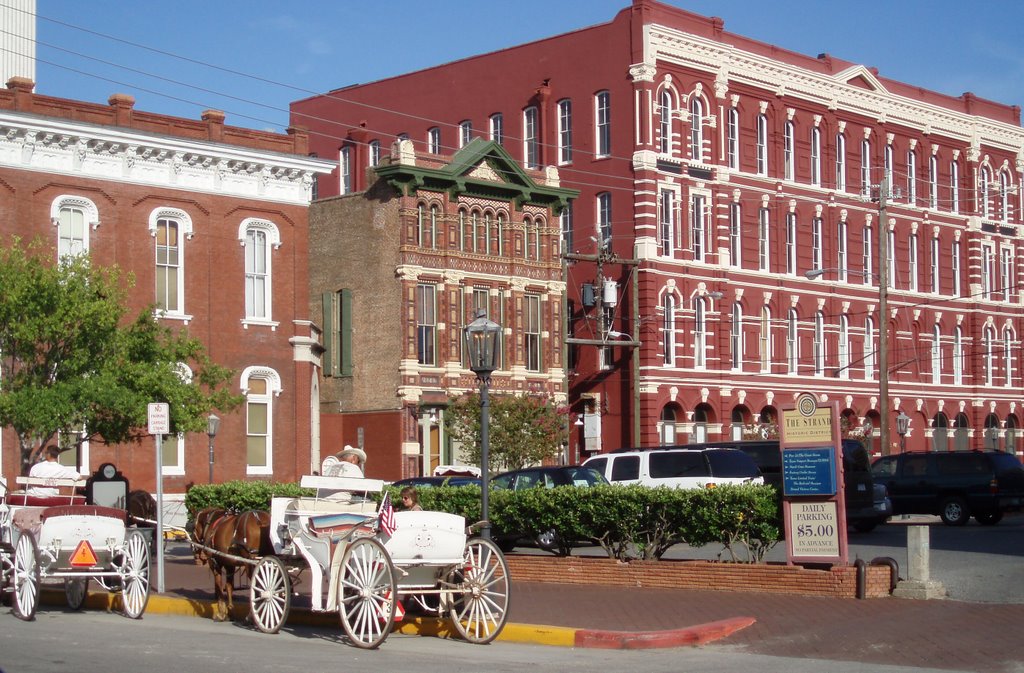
[878, 177, 890, 457]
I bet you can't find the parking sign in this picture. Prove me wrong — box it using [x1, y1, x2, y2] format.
[147, 402, 170, 435]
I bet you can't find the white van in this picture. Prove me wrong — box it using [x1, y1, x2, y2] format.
[581, 447, 764, 489]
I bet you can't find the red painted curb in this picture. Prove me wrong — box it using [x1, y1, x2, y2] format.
[573, 616, 757, 650]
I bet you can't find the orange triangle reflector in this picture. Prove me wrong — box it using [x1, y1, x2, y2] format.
[69, 540, 99, 567]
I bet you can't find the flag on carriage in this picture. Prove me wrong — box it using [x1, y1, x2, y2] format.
[378, 490, 397, 536]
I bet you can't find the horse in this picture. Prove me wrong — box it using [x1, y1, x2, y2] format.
[202, 509, 273, 622]
[126, 489, 159, 552]
[190, 506, 226, 566]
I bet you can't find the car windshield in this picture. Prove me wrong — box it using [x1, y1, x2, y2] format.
[563, 467, 607, 486]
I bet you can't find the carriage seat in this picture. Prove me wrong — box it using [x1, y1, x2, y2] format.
[40, 505, 127, 521]
[4, 493, 87, 508]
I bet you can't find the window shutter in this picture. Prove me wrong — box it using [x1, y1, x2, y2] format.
[339, 288, 353, 376]
[322, 291, 337, 377]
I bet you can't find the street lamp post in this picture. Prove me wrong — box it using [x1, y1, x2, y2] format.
[207, 413, 220, 484]
[896, 411, 910, 453]
[464, 309, 501, 540]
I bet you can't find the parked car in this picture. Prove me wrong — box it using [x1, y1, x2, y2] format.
[702, 439, 891, 532]
[390, 475, 481, 489]
[871, 450, 1024, 525]
[490, 465, 608, 552]
[581, 446, 763, 489]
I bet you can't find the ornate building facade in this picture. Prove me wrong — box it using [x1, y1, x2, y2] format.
[0, 78, 334, 490]
[293, 0, 1024, 458]
[309, 139, 575, 479]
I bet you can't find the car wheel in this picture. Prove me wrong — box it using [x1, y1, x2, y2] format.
[939, 496, 970, 526]
[974, 511, 1003, 526]
[535, 529, 560, 551]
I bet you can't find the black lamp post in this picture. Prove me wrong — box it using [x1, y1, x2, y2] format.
[464, 308, 501, 539]
[207, 413, 220, 484]
[896, 411, 910, 453]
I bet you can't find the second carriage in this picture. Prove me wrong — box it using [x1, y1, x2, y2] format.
[244, 470, 510, 648]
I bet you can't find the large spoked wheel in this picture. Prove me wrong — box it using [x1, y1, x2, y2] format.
[250, 556, 291, 634]
[12, 533, 40, 621]
[337, 537, 396, 649]
[65, 578, 89, 610]
[447, 537, 510, 644]
[119, 531, 151, 619]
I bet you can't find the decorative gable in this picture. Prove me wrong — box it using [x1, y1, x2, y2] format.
[833, 65, 888, 95]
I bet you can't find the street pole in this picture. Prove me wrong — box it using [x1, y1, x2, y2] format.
[878, 177, 890, 457]
[479, 375, 491, 539]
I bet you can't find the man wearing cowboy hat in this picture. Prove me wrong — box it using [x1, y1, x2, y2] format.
[335, 445, 366, 478]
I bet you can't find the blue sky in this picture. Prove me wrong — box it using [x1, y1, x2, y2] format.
[31, 1, 1024, 133]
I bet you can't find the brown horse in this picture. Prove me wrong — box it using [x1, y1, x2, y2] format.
[126, 490, 159, 552]
[191, 506, 226, 566]
[202, 509, 272, 621]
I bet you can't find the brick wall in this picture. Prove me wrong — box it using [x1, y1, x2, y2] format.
[505, 555, 892, 599]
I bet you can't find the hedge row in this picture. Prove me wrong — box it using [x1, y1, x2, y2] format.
[183, 481, 781, 562]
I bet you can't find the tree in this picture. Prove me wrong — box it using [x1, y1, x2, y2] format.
[0, 237, 241, 475]
[445, 392, 568, 473]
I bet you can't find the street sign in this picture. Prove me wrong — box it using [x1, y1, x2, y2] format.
[147, 402, 169, 435]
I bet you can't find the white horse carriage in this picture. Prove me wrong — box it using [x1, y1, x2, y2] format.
[0, 464, 151, 620]
[249, 462, 510, 648]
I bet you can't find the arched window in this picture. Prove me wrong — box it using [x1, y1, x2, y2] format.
[953, 326, 964, 385]
[759, 306, 772, 373]
[692, 404, 712, 443]
[731, 406, 749, 440]
[241, 366, 282, 475]
[659, 89, 674, 154]
[660, 406, 678, 445]
[52, 195, 99, 259]
[523, 217, 532, 260]
[1004, 326, 1015, 387]
[783, 122, 795, 181]
[931, 324, 942, 384]
[950, 160, 960, 214]
[838, 315, 850, 379]
[730, 302, 743, 371]
[473, 211, 484, 253]
[663, 294, 675, 366]
[980, 166, 991, 219]
[239, 218, 281, 326]
[810, 127, 821, 186]
[523, 106, 539, 168]
[148, 207, 193, 318]
[999, 170, 1012, 222]
[864, 316, 875, 380]
[906, 148, 917, 204]
[835, 133, 847, 191]
[786, 212, 797, 275]
[813, 312, 825, 375]
[693, 296, 707, 369]
[786, 308, 799, 374]
[932, 412, 949, 452]
[983, 413, 1000, 451]
[689, 96, 704, 161]
[860, 139, 872, 197]
[756, 114, 768, 175]
[1006, 415, 1019, 454]
[953, 412, 970, 452]
[727, 107, 739, 169]
[430, 205, 439, 250]
[984, 326, 995, 386]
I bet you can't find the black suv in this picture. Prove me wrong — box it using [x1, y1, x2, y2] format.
[701, 439, 892, 532]
[871, 450, 1024, 525]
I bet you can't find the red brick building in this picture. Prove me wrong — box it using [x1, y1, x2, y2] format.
[293, 0, 1024, 459]
[309, 139, 576, 479]
[0, 78, 334, 491]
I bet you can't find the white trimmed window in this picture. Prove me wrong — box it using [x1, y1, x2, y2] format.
[953, 326, 964, 385]
[952, 240, 962, 296]
[908, 233, 918, 292]
[149, 207, 193, 318]
[427, 127, 441, 154]
[560, 203, 573, 255]
[690, 194, 707, 262]
[758, 208, 770, 272]
[786, 213, 797, 275]
[659, 188, 676, 256]
[731, 302, 743, 370]
[239, 218, 280, 326]
[663, 294, 675, 366]
[597, 192, 612, 245]
[837, 219, 848, 281]
[1000, 246, 1013, 301]
[524, 294, 542, 372]
[929, 155, 938, 209]
[340, 147, 351, 194]
[984, 326, 995, 386]
[759, 306, 772, 373]
[52, 195, 99, 259]
[368, 140, 381, 167]
[242, 366, 282, 476]
[729, 203, 741, 267]
[813, 312, 825, 376]
[811, 217, 823, 271]
[860, 139, 872, 197]
[906, 149, 917, 205]
[931, 236, 940, 294]
[864, 316, 875, 381]
[1000, 170, 1012, 222]
[838, 315, 850, 379]
[980, 167, 991, 219]
[523, 107, 539, 169]
[950, 160, 960, 214]
[689, 96, 704, 161]
[416, 283, 437, 366]
[1004, 327, 1015, 387]
[659, 90, 674, 155]
[835, 133, 846, 191]
[459, 120, 472, 148]
[557, 99, 572, 164]
[884, 145, 894, 192]
[489, 113, 504, 145]
[810, 128, 821, 186]
[756, 115, 768, 176]
[982, 242, 995, 299]
[783, 122, 795, 181]
[863, 226, 873, 287]
[727, 108, 739, 170]
[931, 324, 942, 384]
[693, 296, 708, 369]
[595, 91, 611, 158]
[786, 309, 799, 374]
[161, 363, 192, 476]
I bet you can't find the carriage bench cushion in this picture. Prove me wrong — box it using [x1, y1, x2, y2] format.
[40, 505, 127, 522]
[4, 494, 87, 507]
[309, 512, 376, 540]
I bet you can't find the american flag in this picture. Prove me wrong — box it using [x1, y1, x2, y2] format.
[378, 491, 397, 537]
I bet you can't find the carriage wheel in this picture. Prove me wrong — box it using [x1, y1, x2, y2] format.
[447, 537, 510, 644]
[337, 537, 396, 649]
[119, 531, 151, 619]
[65, 578, 89, 610]
[250, 556, 291, 634]
[12, 533, 40, 621]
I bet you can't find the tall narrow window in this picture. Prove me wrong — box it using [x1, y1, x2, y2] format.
[931, 324, 942, 384]
[864, 316, 875, 381]
[786, 309, 799, 374]
[243, 224, 273, 321]
[241, 367, 280, 475]
[663, 294, 675, 366]
[416, 284, 436, 366]
[980, 167, 991, 219]
[863, 226, 873, 287]
[906, 149, 917, 205]
[952, 240, 962, 296]
[560, 203, 573, 255]
[786, 212, 797, 275]
[953, 326, 964, 385]
[597, 192, 612, 245]
[811, 217, 822, 271]
[691, 194, 706, 262]
[557, 99, 572, 164]
[727, 108, 739, 169]
[984, 327, 995, 386]
[908, 233, 918, 292]
[689, 97, 704, 161]
[982, 243, 995, 299]
[427, 127, 441, 154]
[837, 219, 848, 281]
[931, 236, 940, 294]
[838, 315, 850, 379]
[1004, 327, 1014, 387]
[1000, 247, 1013, 301]
[494, 214, 504, 257]
[595, 91, 611, 158]
[155, 217, 181, 313]
[730, 302, 743, 370]
[340, 147, 351, 195]
[1000, 171, 1011, 222]
[523, 107, 538, 168]
[524, 294, 541, 372]
[659, 189, 675, 256]
[884, 145, 894, 192]
[810, 128, 821, 186]
[835, 133, 847, 191]
[928, 155, 938, 209]
[756, 114, 768, 175]
[729, 203, 741, 267]
[758, 208, 770, 272]
[783, 122, 795, 181]
[759, 306, 772, 373]
[368, 140, 381, 167]
[693, 297, 707, 369]
[659, 90, 673, 154]
[459, 120, 472, 148]
[813, 312, 825, 376]
[489, 113, 504, 145]
[950, 160, 960, 214]
[860, 139, 872, 197]
[886, 228, 895, 289]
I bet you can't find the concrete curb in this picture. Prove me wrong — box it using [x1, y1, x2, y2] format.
[40, 589, 753, 649]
